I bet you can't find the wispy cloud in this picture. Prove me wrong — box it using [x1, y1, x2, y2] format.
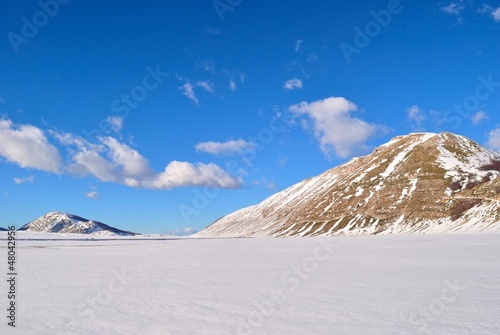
[284, 78, 303, 90]
[13, 175, 35, 185]
[205, 27, 221, 35]
[441, 1, 465, 15]
[106, 116, 124, 132]
[196, 59, 217, 74]
[179, 81, 199, 105]
[406, 105, 427, 130]
[0, 119, 61, 173]
[295, 39, 303, 53]
[0, 96, 5, 104]
[289, 97, 383, 158]
[196, 80, 215, 93]
[229, 79, 237, 91]
[195, 139, 256, 156]
[86, 191, 100, 199]
[471, 111, 488, 125]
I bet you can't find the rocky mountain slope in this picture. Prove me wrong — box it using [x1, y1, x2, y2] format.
[197, 132, 500, 237]
[19, 212, 139, 236]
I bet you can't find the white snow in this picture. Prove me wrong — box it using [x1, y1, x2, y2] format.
[1, 233, 498, 335]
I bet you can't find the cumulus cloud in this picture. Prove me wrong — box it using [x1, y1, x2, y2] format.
[149, 161, 242, 190]
[86, 191, 100, 199]
[53, 132, 242, 190]
[289, 97, 380, 158]
[479, 4, 500, 22]
[195, 139, 256, 156]
[487, 128, 500, 151]
[1, 119, 242, 190]
[471, 111, 488, 125]
[13, 175, 35, 185]
[284, 78, 303, 90]
[0, 119, 61, 173]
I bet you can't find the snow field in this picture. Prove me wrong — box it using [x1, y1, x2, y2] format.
[0, 233, 499, 334]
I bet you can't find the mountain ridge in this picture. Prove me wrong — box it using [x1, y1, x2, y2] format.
[19, 212, 139, 236]
[197, 132, 500, 237]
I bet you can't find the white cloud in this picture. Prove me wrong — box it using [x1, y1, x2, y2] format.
[471, 111, 488, 125]
[165, 227, 199, 236]
[196, 59, 216, 74]
[205, 27, 221, 35]
[229, 79, 237, 91]
[295, 39, 303, 53]
[478, 4, 500, 22]
[106, 116, 123, 132]
[493, 8, 500, 21]
[284, 78, 303, 90]
[13, 175, 35, 185]
[195, 139, 256, 156]
[487, 128, 500, 151]
[0, 119, 61, 173]
[179, 81, 199, 105]
[289, 97, 379, 158]
[407, 105, 427, 130]
[149, 161, 242, 190]
[441, 1, 464, 15]
[196, 80, 215, 93]
[86, 191, 100, 199]
[53, 132, 242, 190]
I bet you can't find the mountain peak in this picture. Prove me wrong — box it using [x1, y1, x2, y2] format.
[197, 132, 500, 237]
[19, 212, 139, 236]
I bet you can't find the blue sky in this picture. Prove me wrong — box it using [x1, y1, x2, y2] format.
[1, 0, 500, 234]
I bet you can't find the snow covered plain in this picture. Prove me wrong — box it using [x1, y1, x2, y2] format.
[0, 232, 499, 334]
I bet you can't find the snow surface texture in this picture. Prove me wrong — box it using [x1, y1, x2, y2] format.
[1, 233, 499, 334]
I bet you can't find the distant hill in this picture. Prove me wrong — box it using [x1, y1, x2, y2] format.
[19, 212, 139, 236]
[197, 132, 500, 237]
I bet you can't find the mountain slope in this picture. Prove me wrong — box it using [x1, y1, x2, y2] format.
[197, 132, 500, 237]
[19, 212, 139, 236]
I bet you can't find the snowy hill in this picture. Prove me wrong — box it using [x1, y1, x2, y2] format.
[19, 212, 139, 236]
[0, 227, 8, 231]
[198, 132, 500, 237]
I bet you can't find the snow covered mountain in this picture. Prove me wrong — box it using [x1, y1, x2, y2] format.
[0, 227, 8, 231]
[19, 212, 139, 236]
[198, 132, 500, 237]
